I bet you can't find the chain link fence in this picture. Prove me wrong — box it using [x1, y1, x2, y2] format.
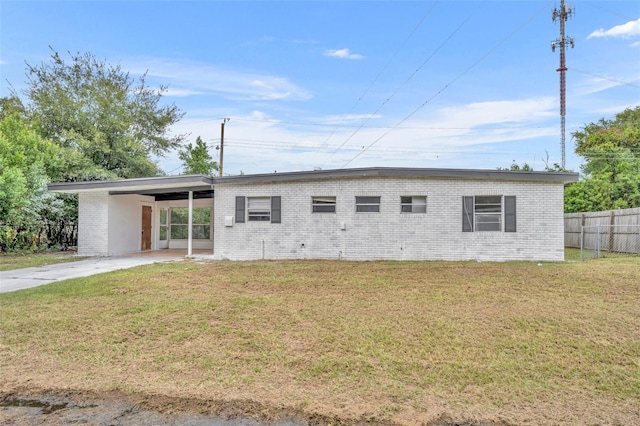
[580, 224, 640, 260]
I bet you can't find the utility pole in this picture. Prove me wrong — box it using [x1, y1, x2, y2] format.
[551, 0, 575, 170]
[219, 118, 230, 177]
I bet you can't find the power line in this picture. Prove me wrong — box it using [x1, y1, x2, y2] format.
[225, 140, 490, 152]
[325, 15, 471, 165]
[317, 4, 436, 152]
[183, 116, 229, 124]
[340, 3, 547, 169]
[229, 116, 555, 130]
[581, 1, 637, 22]
[570, 68, 640, 89]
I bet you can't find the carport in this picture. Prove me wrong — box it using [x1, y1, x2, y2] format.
[48, 175, 216, 257]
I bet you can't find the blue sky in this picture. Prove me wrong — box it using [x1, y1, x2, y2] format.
[1, 1, 639, 176]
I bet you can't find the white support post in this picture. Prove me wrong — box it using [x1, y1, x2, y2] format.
[211, 195, 216, 255]
[188, 191, 193, 257]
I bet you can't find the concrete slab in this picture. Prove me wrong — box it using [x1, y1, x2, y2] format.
[0, 256, 181, 294]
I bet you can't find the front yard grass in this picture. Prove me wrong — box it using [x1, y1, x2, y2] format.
[0, 250, 85, 271]
[0, 257, 638, 425]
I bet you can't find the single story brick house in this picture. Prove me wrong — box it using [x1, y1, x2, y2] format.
[48, 167, 578, 261]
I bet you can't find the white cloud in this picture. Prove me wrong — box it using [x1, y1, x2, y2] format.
[158, 97, 560, 174]
[319, 113, 382, 125]
[573, 69, 640, 96]
[631, 41, 640, 48]
[125, 57, 312, 101]
[430, 98, 557, 131]
[323, 48, 364, 60]
[588, 103, 639, 117]
[575, 75, 622, 96]
[164, 87, 205, 97]
[587, 18, 640, 39]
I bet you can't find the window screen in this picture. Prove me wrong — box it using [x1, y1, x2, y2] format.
[312, 196, 336, 213]
[355, 196, 380, 213]
[401, 196, 427, 213]
[248, 197, 271, 221]
[474, 196, 502, 232]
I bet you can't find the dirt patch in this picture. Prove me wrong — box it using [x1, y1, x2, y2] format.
[0, 390, 510, 426]
[0, 390, 305, 426]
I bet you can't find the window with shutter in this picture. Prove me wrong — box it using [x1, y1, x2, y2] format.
[475, 195, 502, 231]
[463, 195, 514, 232]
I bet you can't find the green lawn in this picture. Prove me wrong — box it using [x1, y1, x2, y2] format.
[1, 257, 638, 425]
[0, 250, 86, 271]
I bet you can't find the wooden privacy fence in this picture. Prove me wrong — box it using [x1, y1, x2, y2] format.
[565, 207, 640, 254]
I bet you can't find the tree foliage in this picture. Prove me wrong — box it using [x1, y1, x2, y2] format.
[178, 136, 218, 175]
[1, 50, 187, 250]
[565, 107, 640, 213]
[574, 107, 640, 159]
[20, 49, 185, 178]
[497, 161, 533, 171]
[0, 96, 26, 120]
[0, 116, 60, 249]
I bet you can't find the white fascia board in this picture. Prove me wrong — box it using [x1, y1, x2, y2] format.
[48, 175, 215, 194]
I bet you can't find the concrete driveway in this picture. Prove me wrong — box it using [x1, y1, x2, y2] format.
[0, 255, 181, 294]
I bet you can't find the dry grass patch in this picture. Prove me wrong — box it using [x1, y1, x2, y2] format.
[1, 258, 639, 425]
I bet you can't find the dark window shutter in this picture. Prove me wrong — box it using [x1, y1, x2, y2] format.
[271, 196, 281, 223]
[504, 196, 516, 232]
[462, 196, 474, 232]
[235, 196, 245, 223]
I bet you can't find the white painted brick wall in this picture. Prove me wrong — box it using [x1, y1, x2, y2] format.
[78, 191, 109, 256]
[213, 177, 566, 261]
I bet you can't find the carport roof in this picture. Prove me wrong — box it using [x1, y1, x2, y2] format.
[48, 174, 214, 195]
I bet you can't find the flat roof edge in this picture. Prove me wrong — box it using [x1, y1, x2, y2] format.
[47, 168, 579, 194]
[212, 167, 579, 185]
[48, 174, 214, 193]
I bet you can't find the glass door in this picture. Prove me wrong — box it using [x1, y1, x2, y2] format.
[158, 208, 169, 249]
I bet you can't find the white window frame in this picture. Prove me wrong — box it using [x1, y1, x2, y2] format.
[159, 208, 168, 241]
[355, 196, 381, 213]
[247, 197, 271, 222]
[474, 195, 502, 232]
[312, 196, 336, 213]
[401, 196, 427, 213]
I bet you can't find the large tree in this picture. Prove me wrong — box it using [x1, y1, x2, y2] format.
[20, 49, 185, 179]
[565, 107, 640, 213]
[0, 113, 117, 251]
[178, 136, 218, 175]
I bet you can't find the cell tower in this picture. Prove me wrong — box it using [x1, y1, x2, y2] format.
[551, 0, 575, 170]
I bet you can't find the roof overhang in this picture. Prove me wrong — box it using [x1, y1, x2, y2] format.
[211, 167, 579, 185]
[47, 167, 579, 196]
[48, 175, 215, 195]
